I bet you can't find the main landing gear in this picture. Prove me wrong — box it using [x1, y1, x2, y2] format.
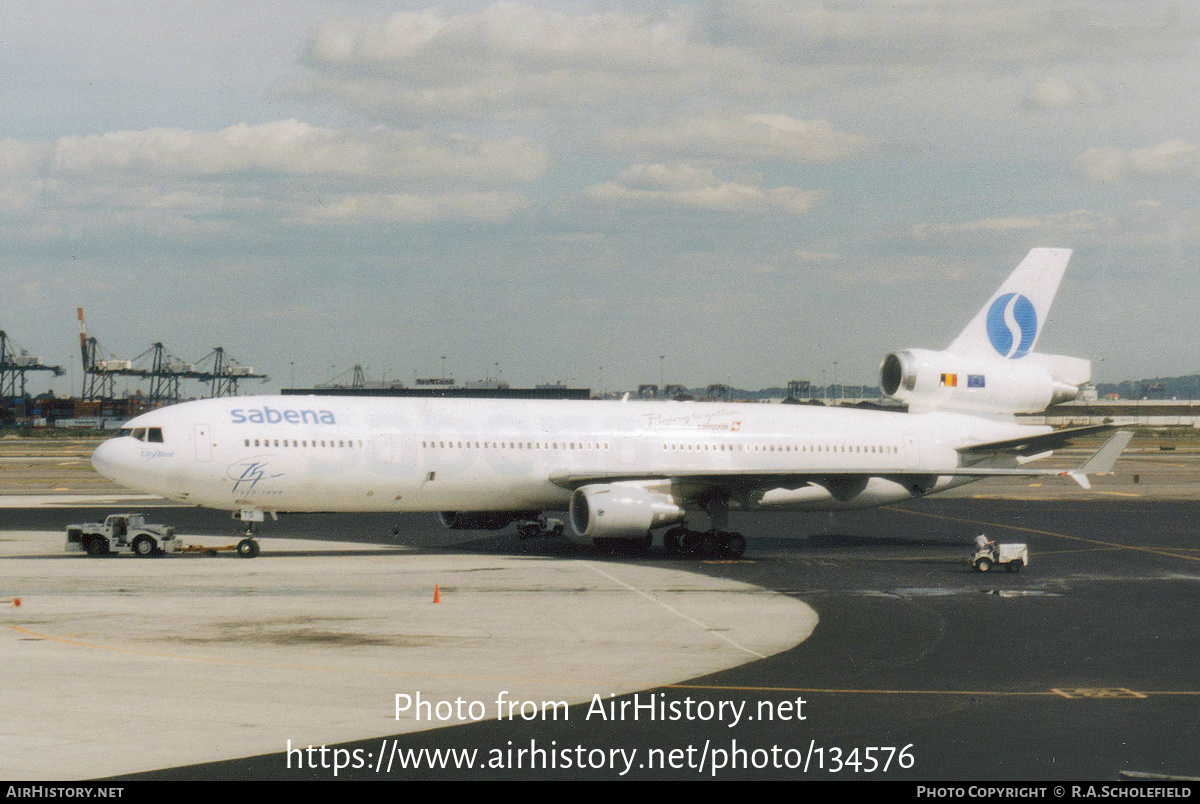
[661, 527, 747, 559]
[660, 491, 747, 559]
[516, 516, 565, 541]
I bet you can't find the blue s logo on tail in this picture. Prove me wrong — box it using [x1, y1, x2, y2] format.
[985, 293, 1038, 359]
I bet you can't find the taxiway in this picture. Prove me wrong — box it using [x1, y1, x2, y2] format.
[1, 444, 1197, 780]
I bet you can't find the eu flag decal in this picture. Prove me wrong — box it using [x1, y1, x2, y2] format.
[968, 374, 986, 388]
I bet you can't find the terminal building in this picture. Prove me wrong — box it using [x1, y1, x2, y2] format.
[1021, 399, 1200, 429]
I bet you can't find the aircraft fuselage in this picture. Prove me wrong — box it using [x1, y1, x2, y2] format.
[92, 394, 1043, 519]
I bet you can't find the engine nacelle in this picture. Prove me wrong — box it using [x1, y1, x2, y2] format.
[880, 348, 1089, 415]
[569, 483, 686, 541]
[438, 510, 538, 530]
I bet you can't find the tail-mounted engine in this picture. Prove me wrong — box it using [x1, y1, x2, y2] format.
[880, 348, 1089, 415]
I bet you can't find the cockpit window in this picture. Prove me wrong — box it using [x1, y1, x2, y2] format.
[122, 427, 164, 443]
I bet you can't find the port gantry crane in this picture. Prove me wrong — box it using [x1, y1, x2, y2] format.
[77, 308, 267, 405]
[0, 330, 65, 398]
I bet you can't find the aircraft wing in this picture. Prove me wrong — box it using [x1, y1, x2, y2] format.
[549, 430, 1133, 492]
[956, 424, 1117, 457]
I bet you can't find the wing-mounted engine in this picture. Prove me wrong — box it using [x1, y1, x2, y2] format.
[568, 482, 686, 542]
[880, 349, 1090, 415]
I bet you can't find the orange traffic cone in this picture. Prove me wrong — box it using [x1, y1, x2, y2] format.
[433, 585, 441, 604]
[12, 598, 21, 607]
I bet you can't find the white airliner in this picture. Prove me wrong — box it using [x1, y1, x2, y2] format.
[91, 248, 1129, 558]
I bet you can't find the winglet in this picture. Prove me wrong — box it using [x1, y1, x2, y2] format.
[1065, 430, 1133, 488]
[1065, 471, 1091, 490]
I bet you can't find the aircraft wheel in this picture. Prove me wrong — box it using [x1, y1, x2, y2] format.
[85, 537, 109, 557]
[974, 557, 992, 572]
[663, 528, 684, 556]
[237, 539, 260, 558]
[633, 531, 653, 552]
[700, 531, 719, 557]
[723, 532, 747, 559]
[132, 536, 157, 557]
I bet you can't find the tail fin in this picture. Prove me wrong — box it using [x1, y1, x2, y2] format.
[880, 247, 1090, 415]
[948, 248, 1072, 360]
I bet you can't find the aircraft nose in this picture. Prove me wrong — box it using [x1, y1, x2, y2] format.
[90, 438, 125, 483]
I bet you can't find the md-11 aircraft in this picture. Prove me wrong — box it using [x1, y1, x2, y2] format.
[91, 248, 1130, 558]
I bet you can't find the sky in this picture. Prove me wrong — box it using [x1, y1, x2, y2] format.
[1, 0, 1198, 397]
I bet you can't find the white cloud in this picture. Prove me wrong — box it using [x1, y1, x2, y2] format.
[1024, 76, 1108, 110]
[1076, 140, 1200, 183]
[287, 3, 797, 122]
[908, 201, 1200, 254]
[705, 0, 1191, 66]
[598, 113, 869, 163]
[0, 140, 52, 176]
[0, 120, 547, 240]
[306, 2, 695, 71]
[794, 249, 844, 262]
[46, 120, 548, 184]
[585, 163, 818, 216]
[912, 210, 1109, 240]
[292, 191, 529, 225]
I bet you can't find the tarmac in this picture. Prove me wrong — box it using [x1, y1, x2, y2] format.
[1, 438, 1198, 780]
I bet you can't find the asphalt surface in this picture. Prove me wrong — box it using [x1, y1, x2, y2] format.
[3, 442, 1199, 781]
[5, 494, 1189, 781]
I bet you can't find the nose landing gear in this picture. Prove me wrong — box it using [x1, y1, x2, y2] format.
[233, 508, 265, 558]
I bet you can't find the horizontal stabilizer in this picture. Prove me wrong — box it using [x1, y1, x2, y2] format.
[958, 424, 1115, 457]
